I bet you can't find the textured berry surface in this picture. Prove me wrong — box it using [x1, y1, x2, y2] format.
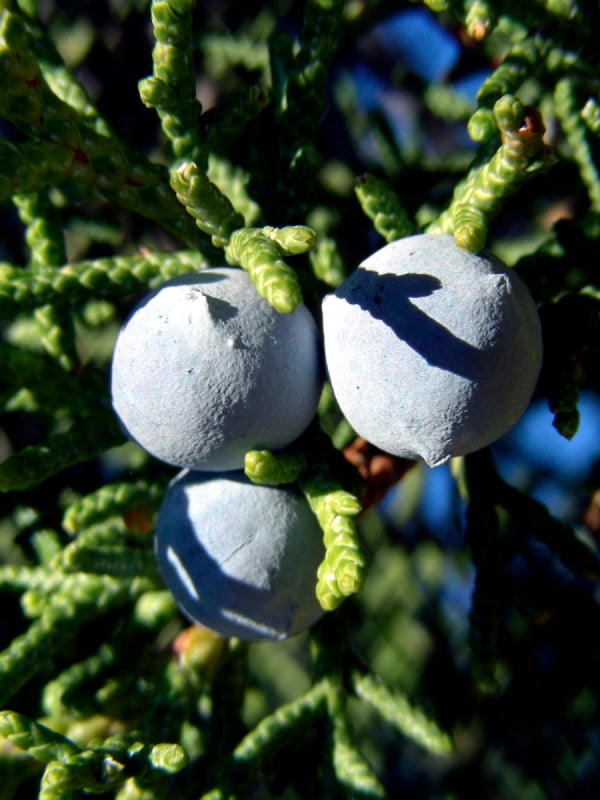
[155, 470, 325, 641]
[111, 267, 323, 470]
[322, 234, 543, 467]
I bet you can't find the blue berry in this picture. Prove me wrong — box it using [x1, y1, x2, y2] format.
[111, 268, 323, 471]
[155, 470, 325, 640]
[322, 234, 543, 467]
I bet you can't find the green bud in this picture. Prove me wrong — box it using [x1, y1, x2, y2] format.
[149, 743, 189, 774]
[264, 225, 317, 255]
[468, 108, 497, 142]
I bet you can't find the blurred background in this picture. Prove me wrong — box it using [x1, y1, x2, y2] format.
[1, 2, 600, 798]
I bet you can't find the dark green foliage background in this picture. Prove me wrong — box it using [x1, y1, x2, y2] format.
[1, 1, 600, 798]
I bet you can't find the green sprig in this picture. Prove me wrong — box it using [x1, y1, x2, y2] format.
[57, 539, 160, 580]
[12, 191, 66, 268]
[225, 227, 309, 313]
[12, 190, 78, 370]
[18, 3, 113, 138]
[170, 159, 245, 248]
[63, 480, 165, 534]
[460, 448, 599, 686]
[42, 640, 119, 719]
[0, 573, 155, 707]
[202, 86, 269, 153]
[42, 591, 177, 720]
[32, 304, 77, 371]
[0, 342, 105, 418]
[200, 678, 328, 799]
[537, 288, 600, 438]
[0, 564, 53, 595]
[244, 450, 307, 486]
[581, 97, 600, 135]
[474, 38, 546, 137]
[355, 174, 415, 243]
[263, 224, 316, 255]
[430, 95, 555, 252]
[0, 712, 80, 765]
[0, 411, 123, 493]
[0, 8, 209, 247]
[352, 672, 454, 755]
[139, 0, 204, 165]
[0, 711, 188, 797]
[232, 678, 328, 767]
[424, 84, 476, 123]
[301, 473, 365, 611]
[274, 0, 344, 212]
[327, 684, 387, 798]
[309, 233, 347, 288]
[0, 250, 210, 318]
[554, 78, 600, 212]
[207, 154, 262, 227]
[462, 451, 506, 690]
[498, 479, 600, 579]
[541, 0, 582, 18]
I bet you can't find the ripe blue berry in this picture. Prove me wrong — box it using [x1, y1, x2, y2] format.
[322, 234, 543, 467]
[111, 268, 323, 471]
[155, 470, 325, 641]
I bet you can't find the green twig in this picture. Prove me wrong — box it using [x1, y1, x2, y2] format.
[327, 682, 387, 798]
[352, 672, 454, 756]
[0, 411, 123, 493]
[63, 480, 165, 534]
[301, 472, 366, 611]
[244, 449, 307, 486]
[0, 574, 155, 707]
[355, 174, 415, 243]
[554, 78, 600, 212]
[225, 226, 312, 312]
[170, 160, 245, 248]
[0, 250, 210, 318]
[429, 95, 555, 251]
[139, 0, 204, 165]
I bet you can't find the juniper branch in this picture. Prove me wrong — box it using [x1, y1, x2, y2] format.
[229, 678, 329, 774]
[0, 411, 123, 492]
[274, 0, 345, 212]
[42, 591, 177, 720]
[355, 174, 414, 243]
[301, 471, 366, 611]
[170, 160, 245, 248]
[58, 540, 161, 581]
[12, 190, 78, 369]
[554, 78, 600, 212]
[224, 226, 309, 312]
[139, 0, 204, 165]
[63, 480, 166, 534]
[429, 95, 555, 251]
[0, 574, 155, 707]
[309, 233, 347, 288]
[352, 672, 454, 755]
[0, 250, 210, 318]
[327, 683, 387, 798]
[0, 9, 210, 248]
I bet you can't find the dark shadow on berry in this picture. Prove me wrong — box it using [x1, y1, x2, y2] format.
[334, 269, 494, 379]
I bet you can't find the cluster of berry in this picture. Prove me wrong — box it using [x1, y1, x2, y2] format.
[111, 234, 542, 641]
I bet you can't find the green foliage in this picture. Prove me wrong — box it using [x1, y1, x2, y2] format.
[301, 471, 366, 611]
[138, 0, 204, 165]
[224, 226, 310, 312]
[428, 96, 556, 251]
[354, 174, 415, 243]
[1, 0, 600, 798]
